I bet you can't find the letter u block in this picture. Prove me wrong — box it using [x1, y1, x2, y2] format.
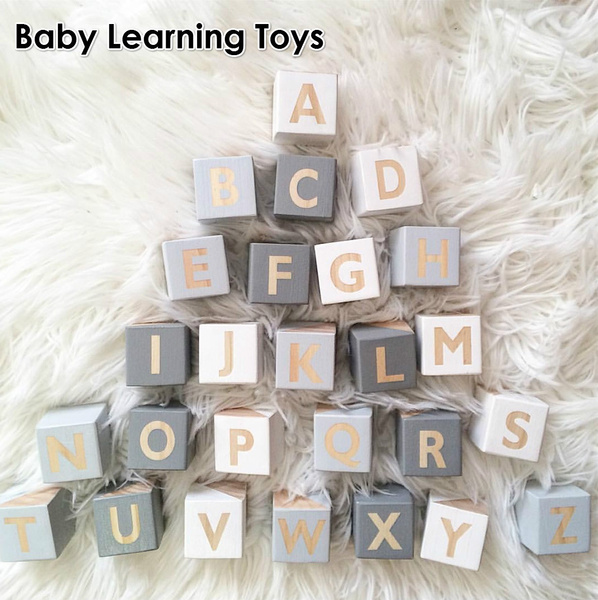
[272, 491, 331, 563]
[36, 403, 111, 483]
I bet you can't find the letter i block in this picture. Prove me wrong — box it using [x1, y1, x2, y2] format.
[469, 387, 549, 462]
[314, 405, 372, 473]
[420, 494, 489, 570]
[275, 323, 336, 391]
[36, 403, 111, 483]
[193, 156, 257, 221]
[184, 481, 246, 559]
[415, 314, 482, 375]
[272, 71, 337, 145]
[93, 482, 164, 557]
[396, 410, 462, 477]
[272, 491, 331, 563]
[515, 482, 590, 555]
[0, 487, 75, 561]
[352, 145, 423, 217]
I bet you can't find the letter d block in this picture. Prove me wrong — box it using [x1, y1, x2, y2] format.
[0, 487, 75, 561]
[272, 491, 331, 563]
[36, 403, 111, 483]
[93, 482, 164, 557]
[515, 482, 590, 555]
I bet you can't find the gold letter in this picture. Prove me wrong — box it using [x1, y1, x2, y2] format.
[139, 420, 176, 461]
[230, 429, 254, 466]
[289, 168, 318, 208]
[502, 411, 530, 450]
[550, 506, 577, 545]
[268, 255, 292, 295]
[330, 253, 364, 293]
[290, 344, 322, 383]
[150, 335, 161, 375]
[183, 248, 211, 289]
[441, 517, 472, 558]
[47, 433, 87, 473]
[434, 326, 472, 366]
[278, 518, 326, 555]
[419, 431, 446, 469]
[110, 504, 141, 545]
[418, 239, 449, 279]
[219, 331, 234, 377]
[4, 517, 36, 552]
[375, 346, 404, 383]
[209, 167, 239, 207]
[198, 512, 230, 551]
[368, 512, 401, 550]
[324, 423, 360, 468]
[289, 84, 326, 124]
[375, 160, 405, 200]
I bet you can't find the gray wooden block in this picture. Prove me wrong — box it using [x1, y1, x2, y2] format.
[389, 226, 460, 287]
[0, 487, 75, 561]
[194, 156, 257, 221]
[353, 484, 414, 559]
[396, 410, 462, 476]
[36, 403, 111, 483]
[515, 482, 590, 555]
[274, 154, 336, 221]
[275, 322, 336, 390]
[349, 321, 416, 393]
[247, 243, 311, 304]
[127, 402, 194, 471]
[126, 322, 191, 386]
[162, 235, 230, 300]
[93, 482, 164, 557]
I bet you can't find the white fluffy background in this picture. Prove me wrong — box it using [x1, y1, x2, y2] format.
[0, 0, 597, 598]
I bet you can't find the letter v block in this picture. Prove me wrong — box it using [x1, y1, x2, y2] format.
[272, 491, 331, 563]
[184, 481, 246, 558]
[36, 403, 111, 483]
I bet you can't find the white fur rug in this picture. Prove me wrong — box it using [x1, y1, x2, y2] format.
[1, 1, 597, 598]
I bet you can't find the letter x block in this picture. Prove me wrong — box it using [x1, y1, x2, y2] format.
[515, 482, 590, 555]
[272, 491, 331, 563]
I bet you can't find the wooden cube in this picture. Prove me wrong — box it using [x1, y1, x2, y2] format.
[36, 403, 111, 483]
[272, 71, 337, 145]
[0, 487, 75, 562]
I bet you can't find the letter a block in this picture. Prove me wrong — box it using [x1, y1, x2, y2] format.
[36, 403, 111, 483]
[93, 482, 164, 557]
[415, 314, 482, 375]
[314, 405, 372, 473]
[184, 481, 246, 559]
[272, 71, 337, 145]
[420, 494, 489, 570]
[469, 387, 549, 462]
[0, 487, 75, 561]
[515, 482, 590, 555]
[272, 491, 331, 563]
[275, 323, 336, 391]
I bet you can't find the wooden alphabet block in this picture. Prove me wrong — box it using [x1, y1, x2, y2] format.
[184, 481, 246, 559]
[198, 323, 263, 384]
[272, 71, 337, 145]
[469, 387, 549, 462]
[275, 322, 336, 391]
[515, 482, 590, 555]
[127, 402, 194, 471]
[396, 410, 462, 477]
[0, 487, 75, 561]
[274, 154, 336, 221]
[93, 482, 164, 557]
[352, 484, 414, 559]
[36, 403, 111, 483]
[415, 314, 482, 375]
[214, 408, 284, 475]
[314, 404, 372, 473]
[314, 238, 380, 305]
[126, 322, 191, 386]
[352, 145, 423, 217]
[272, 491, 331, 563]
[193, 155, 257, 221]
[162, 235, 230, 300]
[389, 226, 460, 287]
[247, 243, 311, 304]
[349, 321, 416, 393]
[420, 494, 489, 570]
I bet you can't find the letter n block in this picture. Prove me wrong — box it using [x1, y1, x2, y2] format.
[36, 403, 111, 483]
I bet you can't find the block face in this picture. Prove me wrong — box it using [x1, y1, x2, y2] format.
[314, 405, 372, 473]
[349, 321, 416, 393]
[353, 484, 415, 559]
[397, 410, 462, 477]
[389, 226, 460, 287]
[272, 71, 337, 145]
[275, 323, 336, 390]
[274, 154, 336, 221]
[126, 322, 191, 386]
[162, 235, 230, 300]
[314, 238, 380, 305]
[36, 403, 111, 483]
[247, 243, 311, 305]
[416, 314, 482, 375]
